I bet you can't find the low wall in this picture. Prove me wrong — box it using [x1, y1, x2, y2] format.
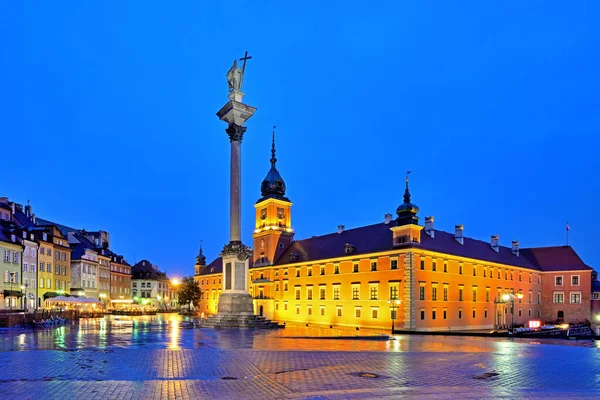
[0, 310, 80, 327]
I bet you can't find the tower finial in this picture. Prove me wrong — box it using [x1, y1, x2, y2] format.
[271, 125, 277, 167]
[199, 240, 203, 255]
[404, 170, 412, 203]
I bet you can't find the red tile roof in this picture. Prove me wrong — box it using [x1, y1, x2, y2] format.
[520, 246, 593, 272]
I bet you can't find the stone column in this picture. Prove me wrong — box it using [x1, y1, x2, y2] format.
[216, 91, 256, 317]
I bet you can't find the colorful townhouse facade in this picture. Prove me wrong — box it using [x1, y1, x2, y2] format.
[109, 253, 132, 307]
[195, 140, 595, 331]
[0, 225, 23, 309]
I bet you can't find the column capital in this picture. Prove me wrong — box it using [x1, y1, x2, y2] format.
[226, 124, 247, 143]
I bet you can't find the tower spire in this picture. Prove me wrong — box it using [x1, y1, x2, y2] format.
[270, 125, 277, 167]
[404, 170, 412, 203]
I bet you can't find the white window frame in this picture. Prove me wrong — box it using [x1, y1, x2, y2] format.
[570, 292, 582, 304]
[555, 276, 563, 286]
[553, 291, 564, 304]
[571, 275, 580, 286]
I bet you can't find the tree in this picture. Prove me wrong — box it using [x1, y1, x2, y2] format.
[177, 277, 202, 313]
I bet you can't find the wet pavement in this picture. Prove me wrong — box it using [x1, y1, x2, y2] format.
[1, 314, 600, 398]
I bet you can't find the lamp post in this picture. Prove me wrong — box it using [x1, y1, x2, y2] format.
[502, 292, 524, 335]
[9, 271, 15, 310]
[387, 298, 401, 334]
[21, 283, 28, 312]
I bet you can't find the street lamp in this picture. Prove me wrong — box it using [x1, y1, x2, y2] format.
[387, 298, 401, 333]
[21, 284, 28, 312]
[9, 271, 15, 310]
[502, 292, 524, 335]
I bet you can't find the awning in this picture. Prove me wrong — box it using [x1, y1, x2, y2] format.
[111, 299, 134, 304]
[3, 290, 24, 297]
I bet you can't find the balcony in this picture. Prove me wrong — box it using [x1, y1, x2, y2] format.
[253, 295, 272, 300]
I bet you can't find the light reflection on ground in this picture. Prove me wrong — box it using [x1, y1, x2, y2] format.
[0, 314, 597, 353]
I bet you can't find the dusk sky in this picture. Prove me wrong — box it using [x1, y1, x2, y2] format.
[1, 2, 599, 279]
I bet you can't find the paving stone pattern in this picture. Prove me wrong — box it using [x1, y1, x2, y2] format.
[1, 320, 600, 399]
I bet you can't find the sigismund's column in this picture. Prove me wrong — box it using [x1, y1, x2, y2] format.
[215, 52, 256, 316]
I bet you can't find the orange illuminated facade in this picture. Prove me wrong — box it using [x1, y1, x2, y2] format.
[194, 138, 593, 331]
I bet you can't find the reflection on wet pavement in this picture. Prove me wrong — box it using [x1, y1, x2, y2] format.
[0, 314, 598, 353]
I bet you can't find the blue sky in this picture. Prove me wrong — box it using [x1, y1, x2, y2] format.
[1, 1, 599, 278]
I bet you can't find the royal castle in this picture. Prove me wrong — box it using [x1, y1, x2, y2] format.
[194, 134, 594, 331]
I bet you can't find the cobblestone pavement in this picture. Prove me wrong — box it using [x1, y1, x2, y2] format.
[1, 316, 599, 399]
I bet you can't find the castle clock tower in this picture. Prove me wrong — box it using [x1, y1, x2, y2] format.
[253, 127, 294, 267]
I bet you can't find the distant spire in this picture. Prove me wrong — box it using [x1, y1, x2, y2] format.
[199, 240, 204, 255]
[271, 125, 277, 167]
[404, 170, 412, 203]
[27, 199, 30, 206]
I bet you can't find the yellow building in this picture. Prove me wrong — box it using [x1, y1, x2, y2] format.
[36, 225, 70, 307]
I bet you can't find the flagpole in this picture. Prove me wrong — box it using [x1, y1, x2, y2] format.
[566, 221, 569, 246]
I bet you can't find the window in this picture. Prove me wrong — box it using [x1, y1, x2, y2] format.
[420, 309, 425, 320]
[337, 307, 343, 317]
[319, 288, 326, 300]
[484, 309, 488, 318]
[593, 293, 599, 300]
[40, 278, 44, 288]
[40, 247, 45, 255]
[443, 262, 447, 273]
[555, 276, 563, 286]
[23, 263, 28, 272]
[55, 251, 60, 260]
[284, 303, 288, 311]
[472, 309, 476, 318]
[333, 286, 340, 300]
[519, 272, 522, 282]
[553, 293, 564, 303]
[320, 306, 325, 316]
[572, 276, 580, 286]
[46, 279, 51, 289]
[320, 266, 325, 275]
[47, 249, 51, 256]
[518, 309, 522, 317]
[472, 288, 477, 302]
[308, 269, 312, 277]
[284, 282, 288, 291]
[295, 305, 300, 315]
[432, 286, 437, 301]
[307, 288, 313, 300]
[483, 268, 486, 278]
[419, 286, 425, 300]
[370, 261, 378, 271]
[389, 285, 398, 300]
[570, 293, 581, 304]
[459, 264, 463, 275]
[295, 288, 300, 300]
[420, 260, 425, 270]
[529, 274, 532, 283]
[275, 303, 279, 310]
[13, 252, 19, 263]
[47, 263, 51, 273]
[391, 260, 398, 270]
[296, 269, 300, 277]
[458, 309, 462, 319]
[371, 308, 378, 319]
[443, 309, 447, 319]
[370, 285, 378, 300]
[307, 306, 312, 315]
[458, 287, 463, 301]
[3, 250, 10, 262]
[432, 309, 436, 320]
[334, 264, 340, 274]
[353, 263, 359, 273]
[355, 308, 362, 318]
[486, 288, 490, 302]
[473, 267, 476, 276]
[432, 261, 437, 271]
[443, 286, 448, 301]
[352, 285, 360, 300]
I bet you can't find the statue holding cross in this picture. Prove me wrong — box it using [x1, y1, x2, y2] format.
[227, 51, 252, 92]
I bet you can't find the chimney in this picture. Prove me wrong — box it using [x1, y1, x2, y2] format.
[25, 203, 32, 218]
[425, 216, 435, 238]
[337, 225, 345, 234]
[454, 224, 464, 245]
[491, 234, 499, 253]
[512, 240, 519, 257]
[384, 213, 393, 225]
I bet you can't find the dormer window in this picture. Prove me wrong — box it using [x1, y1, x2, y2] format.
[289, 252, 298, 262]
[344, 243, 356, 254]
